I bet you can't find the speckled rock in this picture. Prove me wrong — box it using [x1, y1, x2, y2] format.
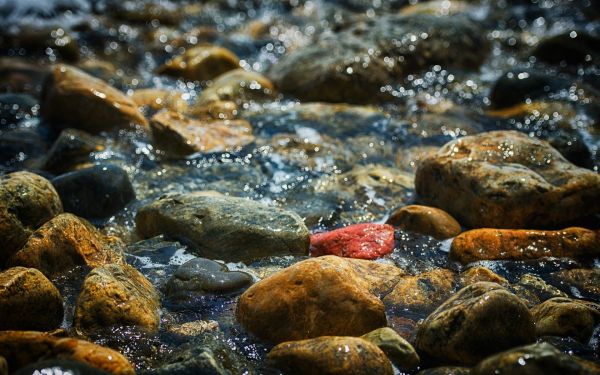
[267, 336, 393, 375]
[309, 223, 395, 260]
[387, 205, 461, 240]
[40, 129, 105, 174]
[415, 282, 535, 365]
[551, 268, 600, 298]
[531, 297, 600, 342]
[384, 268, 456, 314]
[450, 227, 600, 264]
[459, 266, 508, 287]
[157, 45, 239, 81]
[74, 263, 160, 334]
[8, 213, 123, 278]
[0, 171, 63, 265]
[197, 68, 275, 105]
[237, 256, 405, 343]
[0, 331, 134, 375]
[415, 131, 600, 229]
[136, 193, 309, 262]
[361, 327, 420, 372]
[0, 267, 63, 331]
[41, 64, 148, 133]
[511, 274, 568, 308]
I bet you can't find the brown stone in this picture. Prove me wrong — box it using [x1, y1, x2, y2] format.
[361, 327, 420, 371]
[0, 356, 5, 375]
[131, 88, 188, 113]
[267, 336, 393, 375]
[74, 264, 160, 334]
[186, 100, 238, 120]
[8, 213, 123, 278]
[511, 274, 567, 308]
[157, 45, 239, 81]
[387, 205, 461, 240]
[415, 131, 600, 228]
[552, 268, 600, 297]
[450, 227, 600, 264]
[0, 267, 63, 331]
[459, 266, 508, 287]
[197, 68, 276, 105]
[531, 297, 600, 342]
[41, 64, 148, 133]
[417, 368, 471, 375]
[0, 331, 134, 374]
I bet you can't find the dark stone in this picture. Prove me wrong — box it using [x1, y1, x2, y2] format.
[490, 70, 572, 109]
[0, 129, 45, 167]
[13, 360, 110, 375]
[0, 93, 38, 127]
[41, 128, 104, 174]
[533, 31, 600, 67]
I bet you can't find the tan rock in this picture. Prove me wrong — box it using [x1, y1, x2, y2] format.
[157, 45, 239, 81]
[186, 100, 238, 120]
[387, 205, 461, 240]
[400, 0, 471, 16]
[197, 68, 276, 105]
[460, 266, 508, 286]
[383, 268, 456, 313]
[131, 88, 188, 113]
[167, 320, 219, 337]
[511, 273, 567, 308]
[531, 297, 600, 342]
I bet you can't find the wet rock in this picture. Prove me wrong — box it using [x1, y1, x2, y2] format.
[166, 320, 219, 337]
[415, 131, 600, 229]
[450, 227, 600, 264]
[8, 213, 123, 278]
[530, 297, 600, 342]
[267, 336, 393, 375]
[387, 205, 461, 240]
[40, 129, 105, 174]
[74, 263, 160, 334]
[41, 65, 148, 133]
[0, 267, 63, 331]
[472, 342, 600, 375]
[166, 257, 253, 299]
[237, 256, 405, 343]
[415, 282, 535, 365]
[511, 274, 568, 308]
[400, 0, 471, 16]
[0, 331, 134, 375]
[0, 27, 80, 62]
[459, 266, 508, 287]
[361, 327, 420, 372]
[417, 367, 471, 375]
[107, 0, 182, 25]
[309, 223, 395, 259]
[551, 268, 600, 298]
[533, 30, 600, 67]
[0, 129, 46, 167]
[136, 193, 309, 262]
[0, 357, 5, 375]
[131, 89, 188, 113]
[157, 45, 240, 81]
[489, 70, 573, 109]
[13, 360, 111, 375]
[0, 93, 38, 127]
[270, 14, 489, 103]
[383, 268, 456, 314]
[186, 100, 238, 120]
[196, 68, 276, 105]
[51, 164, 135, 219]
[149, 111, 254, 157]
[0, 171, 62, 266]
[0, 57, 50, 94]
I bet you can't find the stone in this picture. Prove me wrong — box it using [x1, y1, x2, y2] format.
[511, 274, 568, 308]
[386, 205, 461, 240]
[237, 256, 405, 343]
[149, 111, 254, 157]
[131, 89, 188, 113]
[0, 331, 134, 375]
[40, 128, 105, 174]
[533, 30, 600, 67]
[0, 27, 80, 62]
[267, 336, 393, 375]
[197, 68, 276, 105]
[8, 213, 123, 278]
[0, 129, 45, 168]
[415, 131, 600, 229]
[400, 0, 471, 16]
[472, 342, 600, 375]
[0, 57, 50, 95]
[167, 320, 219, 337]
[417, 368, 471, 375]
[157, 45, 240, 81]
[0, 93, 38, 127]
[186, 100, 238, 120]
[383, 268, 456, 314]
[41, 65, 148, 133]
[450, 227, 600, 264]
[0, 267, 63, 331]
[0, 171, 62, 266]
[361, 327, 420, 372]
[136, 193, 309, 262]
[551, 268, 600, 298]
[309, 223, 395, 260]
[530, 297, 600, 342]
[51, 164, 135, 219]
[459, 266, 508, 286]
[13, 360, 111, 375]
[0, 357, 5, 375]
[489, 70, 574, 109]
[166, 257, 253, 299]
[74, 263, 160, 334]
[415, 282, 535, 365]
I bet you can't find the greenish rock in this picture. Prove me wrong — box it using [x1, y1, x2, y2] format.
[135, 194, 309, 262]
[417, 367, 471, 375]
[510, 273, 568, 308]
[361, 327, 420, 372]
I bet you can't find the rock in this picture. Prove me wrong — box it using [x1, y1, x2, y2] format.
[0, 129, 46, 167]
[387, 205, 461, 240]
[267, 336, 393, 375]
[459, 266, 508, 286]
[0, 26, 80, 62]
[40, 129, 105, 174]
[533, 30, 600, 67]
[237, 256, 405, 343]
[551, 268, 600, 298]
[472, 342, 600, 375]
[51, 164, 135, 219]
[511, 274, 568, 308]
[166, 257, 253, 299]
[0, 357, 5, 375]
[0, 171, 62, 266]
[41, 65, 148, 133]
[383, 268, 456, 314]
[489, 70, 573, 109]
[450, 227, 600, 264]
[149, 111, 254, 157]
[361, 327, 420, 372]
[415, 131, 600, 229]
[167, 320, 219, 337]
[186, 100, 238, 120]
[0, 331, 134, 375]
[417, 368, 471, 375]
[157, 45, 239, 81]
[8, 213, 123, 278]
[0, 267, 63, 331]
[269, 14, 489, 103]
[0, 57, 50, 95]
[131, 89, 188, 113]
[74, 263, 160, 334]
[309, 223, 395, 259]
[136, 193, 309, 262]
[415, 282, 535, 365]
[13, 360, 111, 375]
[400, 0, 471, 16]
[530, 297, 600, 342]
[0, 93, 38, 127]
[197, 68, 276, 105]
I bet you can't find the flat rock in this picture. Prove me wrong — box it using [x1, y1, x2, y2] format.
[361, 327, 420, 371]
[309, 223, 395, 260]
[157, 45, 239, 81]
[531, 297, 600, 342]
[415, 131, 600, 228]
[387, 205, 461, 240]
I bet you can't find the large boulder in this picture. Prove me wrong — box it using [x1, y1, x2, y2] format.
[157, 45, 239, 81]
[415, 131, 600, 228]
[236, 256, 404, 343]
[135, 194, 309, 262]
